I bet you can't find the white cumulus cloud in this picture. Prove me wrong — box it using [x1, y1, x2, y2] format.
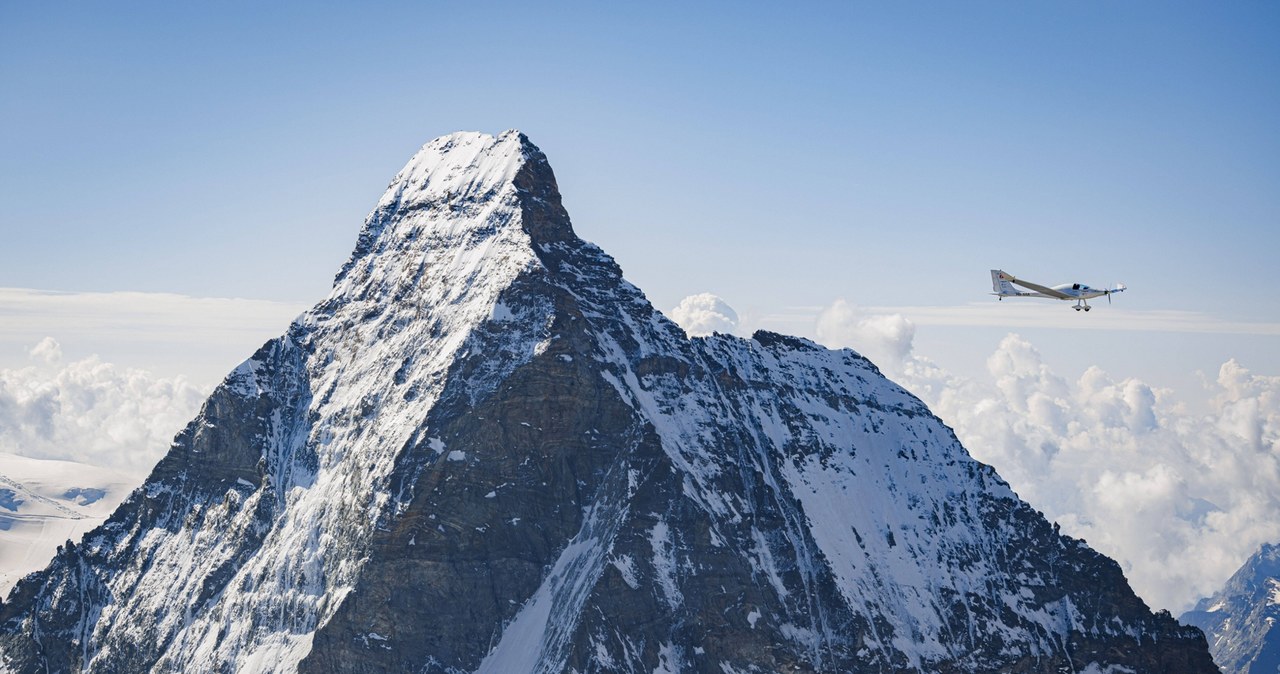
[671, 293, 739, 337]
[0, 339, 209, 476]
[815, 299, 916, 368]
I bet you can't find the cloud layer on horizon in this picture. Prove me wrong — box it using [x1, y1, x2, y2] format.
[0, 287, 308, 387]
[815, 299, 1280, 613]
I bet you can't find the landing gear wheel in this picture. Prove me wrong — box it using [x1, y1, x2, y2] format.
[1084, 305, 1091, 312]
[1074, 305, 1082, 311]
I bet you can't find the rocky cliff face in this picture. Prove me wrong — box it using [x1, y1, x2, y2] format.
[1181, 543, 1280, 674]
[0, 131, 1215, 673]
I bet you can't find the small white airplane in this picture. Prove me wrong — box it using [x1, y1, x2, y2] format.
[991, 269, 1126, 311]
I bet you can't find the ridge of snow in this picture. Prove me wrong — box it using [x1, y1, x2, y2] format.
[341, 130, 533, 283]
[36, 130, 554, 672]
[377, 130, 528, 213]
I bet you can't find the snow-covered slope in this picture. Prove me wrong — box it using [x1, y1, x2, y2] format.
[0, 131, 1215, 673]
[0, 453, 137, 598]
[1181, 543, 1280, 673]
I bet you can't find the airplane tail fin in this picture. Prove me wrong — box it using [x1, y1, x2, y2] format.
[991, 269, 1020, 296]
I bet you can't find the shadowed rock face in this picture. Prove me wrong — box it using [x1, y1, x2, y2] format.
[0, 131, 1215, 673]
[1181, 543, 1280, 674]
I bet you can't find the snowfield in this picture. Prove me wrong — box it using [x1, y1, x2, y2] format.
[0, 453, 138, 597]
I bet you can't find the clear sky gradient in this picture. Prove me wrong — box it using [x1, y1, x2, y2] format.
[3, 0, 1277, 381]
[2, 3, 1275, 295]
[2, 1, 1279, 612]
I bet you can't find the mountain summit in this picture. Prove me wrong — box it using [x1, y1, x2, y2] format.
[1181, 543, 1280, 674]
[0, 131, 1214, 673]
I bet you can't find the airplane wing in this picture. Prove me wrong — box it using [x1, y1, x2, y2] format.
[1007, 274, 1073, 299]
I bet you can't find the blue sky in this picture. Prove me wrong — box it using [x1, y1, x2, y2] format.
[3, 0, 1277, 392]
[2, 1, 1277, 375]
[2, 2, 1275, 295]
[1, 1, 1279, 611]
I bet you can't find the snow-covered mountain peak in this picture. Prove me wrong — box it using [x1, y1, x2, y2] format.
[378, 130, 529, 211]
[1182, 542, 1280, 673]
[332, 129, 574, 301]
[0, 131, 1217, 674]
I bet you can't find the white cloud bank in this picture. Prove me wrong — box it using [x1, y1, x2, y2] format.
[0, 338, 209, 476]
[816, 299, 1280, 613]
[671, 293, 739, 337]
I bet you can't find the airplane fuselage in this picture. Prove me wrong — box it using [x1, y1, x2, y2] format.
[1048, 283, 1109, 300]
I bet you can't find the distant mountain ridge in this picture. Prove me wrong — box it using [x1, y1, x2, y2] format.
[0, 131, 1215, 673]
[1181, 543, 1280, 674]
